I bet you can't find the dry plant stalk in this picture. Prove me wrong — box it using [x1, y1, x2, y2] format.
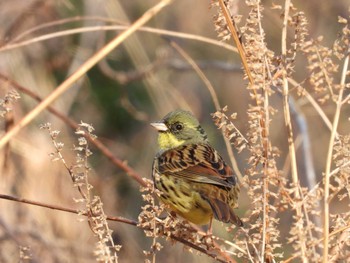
[40, 123, 120, 262]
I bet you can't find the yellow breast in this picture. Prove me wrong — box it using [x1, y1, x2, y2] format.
[154, 175, 213, 225]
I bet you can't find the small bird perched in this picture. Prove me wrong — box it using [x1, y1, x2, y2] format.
[151, 109, 243, 227]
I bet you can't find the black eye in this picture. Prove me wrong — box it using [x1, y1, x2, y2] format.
[174, 123, 183, 131]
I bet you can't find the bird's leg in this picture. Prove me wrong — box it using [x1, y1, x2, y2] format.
[207, 216, 213, 235]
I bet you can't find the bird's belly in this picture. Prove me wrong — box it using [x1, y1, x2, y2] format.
[175, 203, 212, 225]
[155, 176, 212, 225]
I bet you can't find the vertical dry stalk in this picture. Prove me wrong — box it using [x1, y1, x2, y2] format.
[255, 3, 270, 262]
[281, 0, 307, 261]
[323, 52, 349, 262]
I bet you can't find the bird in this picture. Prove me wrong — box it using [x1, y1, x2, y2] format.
[151, 109, 243, 227]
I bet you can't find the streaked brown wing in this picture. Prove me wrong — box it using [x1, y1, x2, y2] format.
[157, 143, 236, 188]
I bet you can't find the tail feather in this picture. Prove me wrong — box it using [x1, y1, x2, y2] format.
[205, 197, 243, 227]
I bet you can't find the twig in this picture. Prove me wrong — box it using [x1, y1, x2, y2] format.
[0, 0, 173, 149]
[281, 0, 307, 261]
[327, 224, 350, 241]
[315, 47, 334, 98]
[323, 52, 349, 263]
[289, 97, 321, 252]
[341, 93, 350, 105]
[169, 235, 228, 263]
[0, 194, 136, 225]
[217, 0, 254, 87]
[9, 16, 127, 43]
[288, 77, 334, 135]
[255, 2, 270, 261]
[300, 158, 350, 207]
[0, 25, 237, 54]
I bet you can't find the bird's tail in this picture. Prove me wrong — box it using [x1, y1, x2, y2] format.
[205, 197, 243, 227]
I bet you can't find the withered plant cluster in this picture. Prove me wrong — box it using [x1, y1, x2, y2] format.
[0, 0, 349, 262]
[40, 122, 120, 262]
[210, 0, 350, 262]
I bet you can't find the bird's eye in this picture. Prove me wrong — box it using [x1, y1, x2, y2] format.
[174, 123, 183, 131]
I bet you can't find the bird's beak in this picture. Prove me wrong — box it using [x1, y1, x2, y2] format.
[150, 122, 168, 132]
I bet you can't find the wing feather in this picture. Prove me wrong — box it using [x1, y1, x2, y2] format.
[156, 143, 236, 188]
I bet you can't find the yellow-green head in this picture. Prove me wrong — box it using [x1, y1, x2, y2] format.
[151, 109, 208, 150]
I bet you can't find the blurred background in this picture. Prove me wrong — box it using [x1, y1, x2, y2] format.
[0, 0, 349, 262]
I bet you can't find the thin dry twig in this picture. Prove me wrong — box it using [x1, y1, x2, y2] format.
[281, 0, 307, 261]
[281, 0, 307, 262]
[0, 194, 136, 225]
[8, 16, 127, 43]
[0, 25, 237, 54]
[323, 52, 349, 263]
[288, 77, 334, 134]
[217, 0, 254, 87]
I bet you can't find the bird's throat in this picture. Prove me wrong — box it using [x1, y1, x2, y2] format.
[157, 132, 185, 150]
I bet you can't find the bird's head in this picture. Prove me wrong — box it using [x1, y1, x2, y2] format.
[151, 109, 208, 150]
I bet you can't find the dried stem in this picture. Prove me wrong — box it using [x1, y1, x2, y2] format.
[281, 0, 307, 261]
[323, 52, 349, 262]
[288, 77, 334, 134]
[8, 16, 127, 43]
[255, 2, 270, 261]
[217, 0, 254, 87]
[315, 47, 334, 98]
[0, 194, 136, 225]
[0, 25, 237, 54]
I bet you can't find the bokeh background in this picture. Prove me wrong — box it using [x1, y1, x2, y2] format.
[0, 0, 349, 262]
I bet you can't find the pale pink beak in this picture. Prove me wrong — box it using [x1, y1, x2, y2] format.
[150, 122, 168, 132]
